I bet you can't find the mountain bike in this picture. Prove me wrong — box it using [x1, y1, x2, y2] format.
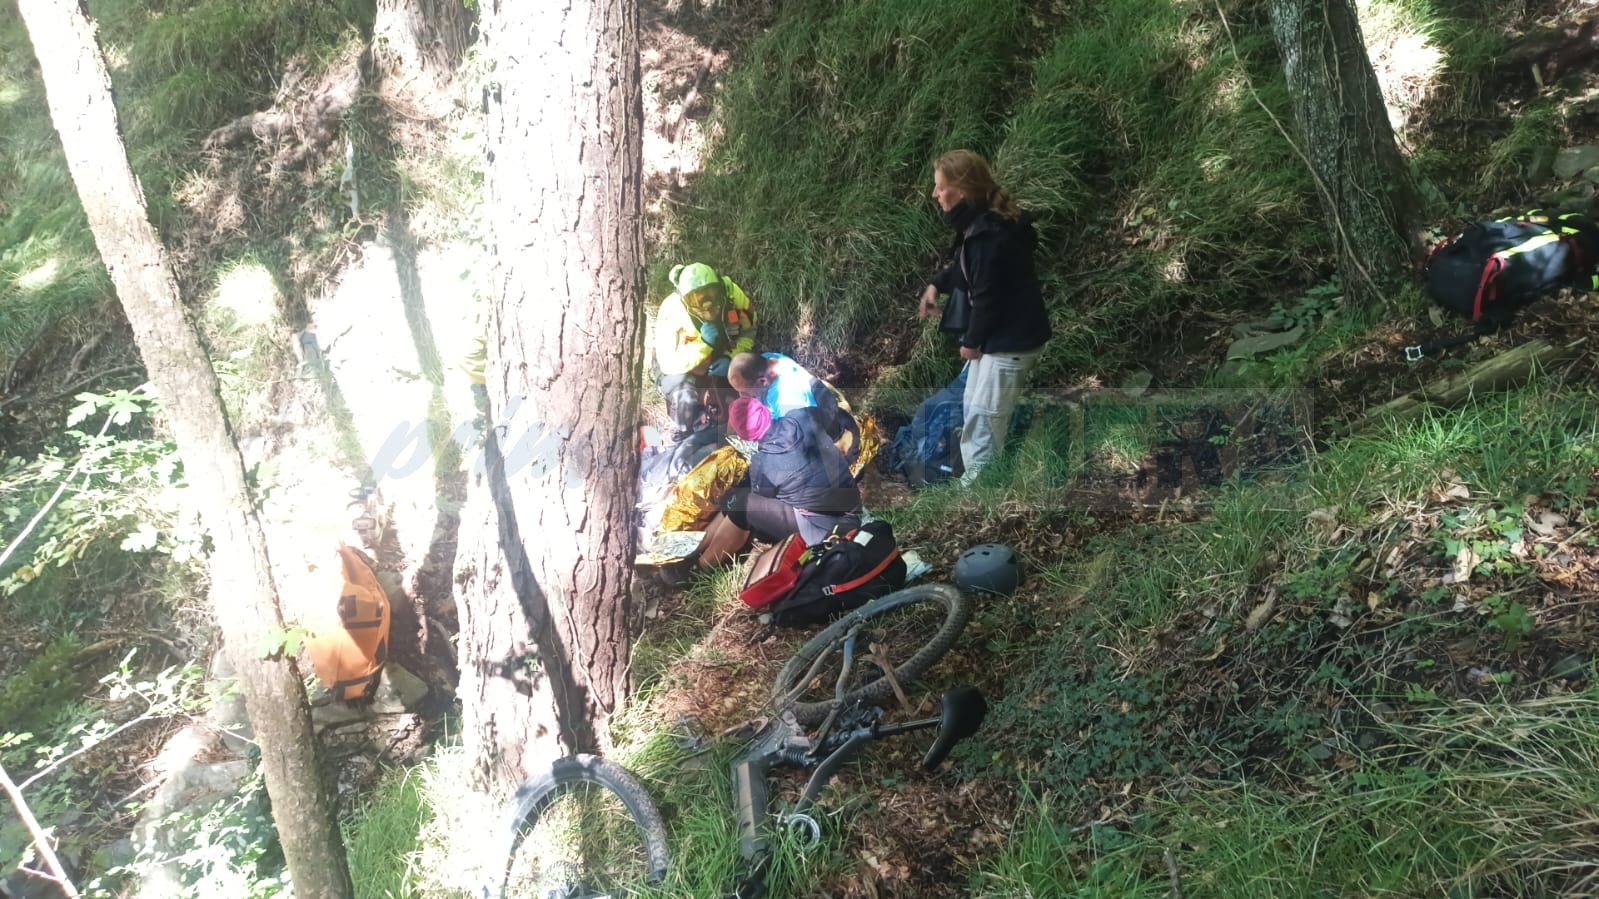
[482, 582, 977, 898]
[769, 582, 974, 726]
[727, 582, 985, 897]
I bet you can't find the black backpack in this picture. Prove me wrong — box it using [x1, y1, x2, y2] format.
[1407, 210, 1599, 360]
[1424, 211, 1599, 325]
[768, 520, 908, 627]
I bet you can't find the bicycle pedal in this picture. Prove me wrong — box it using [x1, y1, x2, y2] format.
[718, 717, 766, 744]
[669, 715, 706, 751]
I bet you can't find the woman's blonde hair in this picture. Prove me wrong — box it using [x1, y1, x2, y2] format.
[935, 149, 1021, 221]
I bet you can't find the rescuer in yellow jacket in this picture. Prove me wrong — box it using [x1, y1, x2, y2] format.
[654, 262, 755, 437]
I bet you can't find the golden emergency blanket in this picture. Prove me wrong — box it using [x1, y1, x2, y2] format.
[307, 545, 391, 702]
[659, 445, 750, 533]
[845, 413, 881, 478]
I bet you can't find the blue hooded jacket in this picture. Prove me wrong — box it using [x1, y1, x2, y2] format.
[750, 407, 860, 514]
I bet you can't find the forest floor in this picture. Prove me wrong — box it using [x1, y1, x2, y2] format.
[618, 2, 1599, 895]
[9, 0, 1599, 895]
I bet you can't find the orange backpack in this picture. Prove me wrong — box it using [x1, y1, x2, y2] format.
[307, 545, 391, 702]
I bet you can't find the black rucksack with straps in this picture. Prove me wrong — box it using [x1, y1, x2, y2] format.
[1407, 210, 1599, 360]
[768, 520, 908, 627]
[1424, 210, 1599, 325]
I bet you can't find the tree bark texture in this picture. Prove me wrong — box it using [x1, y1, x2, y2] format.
[1268, 0, 1424, 306]
[373, 0, 475, 112]
[14, 3, 354, 896]
[457, 0, 645, 789]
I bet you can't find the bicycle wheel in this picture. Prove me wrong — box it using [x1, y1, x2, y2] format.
[486, 754, 670, 899]
[771, 583, 973, 727]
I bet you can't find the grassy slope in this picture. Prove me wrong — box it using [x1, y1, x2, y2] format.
[7, 0, 1593, 894]
[0, 4, 107, 356]
[0, 0, 368, 362]
[662, 0, 1321, 389]
[624, 0, 1599, 896]
[356, 0, 1599, 895]
[0, 3, 372, 894]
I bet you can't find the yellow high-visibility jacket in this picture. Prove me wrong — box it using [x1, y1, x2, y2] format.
[654, 277, 755, 376]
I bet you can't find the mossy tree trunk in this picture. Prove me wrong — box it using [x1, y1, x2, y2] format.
[455, 0, 644, 788]
[1268, 0, 1425, 307]
[15, 2, 354, 896]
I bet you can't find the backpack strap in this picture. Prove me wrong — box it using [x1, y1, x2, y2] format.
[1474, 232, 1564, 320]
[1403, 320, 1502, 362]
[820, 546, 902, 596]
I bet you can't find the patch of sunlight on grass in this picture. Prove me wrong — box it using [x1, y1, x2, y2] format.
[15, 257, 60, 292]
[210, 260, 282, 329]
[1199, 153, 1231, 181]
[0, 78, 23, 108]
[1207, 70, 1247, 118]
[1359, 0, 1445, 134]
[103, 43, 132, 73]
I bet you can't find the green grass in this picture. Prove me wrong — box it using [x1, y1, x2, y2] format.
[664, 0, 1333, 384]
[0, 6, 110, 357]
[0, 634, 88, 738]
[345, 724, 854, 898]
[1480, 101, 1562, 188]
[661, 0, 1027, 365]
[345, 769, 430, 899]
[629, 564, 740, 694]
[0, 0, 369, 363]
[962, 372, 1599, 792]
[978, 692, 1599, 898]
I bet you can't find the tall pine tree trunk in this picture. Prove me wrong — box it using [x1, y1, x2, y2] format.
[15, 3, 354, 896]
[1268, 0, 1424, 306]
[454, 0, 644, 788]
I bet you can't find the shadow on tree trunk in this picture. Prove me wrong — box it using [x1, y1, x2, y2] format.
[481, 424, 598, 755]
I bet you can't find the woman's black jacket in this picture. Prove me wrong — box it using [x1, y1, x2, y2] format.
[930, 209, 1051, 353]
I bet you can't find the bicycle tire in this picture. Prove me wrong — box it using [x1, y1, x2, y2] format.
[484, 753, 670, 899]
[771, 583, 973, 727]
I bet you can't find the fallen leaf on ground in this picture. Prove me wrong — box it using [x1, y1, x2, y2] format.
[1453, 544, 1480, 583]
[1528, 510, 1568, 537]
[1245, 588, 1278, 630]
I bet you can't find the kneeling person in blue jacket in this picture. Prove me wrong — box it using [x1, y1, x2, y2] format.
[724, 403, 860, 545]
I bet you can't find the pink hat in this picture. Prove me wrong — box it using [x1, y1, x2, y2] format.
[729, 397, 772, 441]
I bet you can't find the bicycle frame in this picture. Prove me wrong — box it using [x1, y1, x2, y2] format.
[732, 687, 985, 861]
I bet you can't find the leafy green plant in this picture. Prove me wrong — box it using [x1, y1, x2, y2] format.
[1282, 555, 1355, 604]
[1269, 279, 1342, 331]
[2, 651, 206, 889]
[1481, 595, 1536, 644]
[1433, 503, 1535, 579]
[1405, 682, 1440, 703]
[0, 391, 196, 621]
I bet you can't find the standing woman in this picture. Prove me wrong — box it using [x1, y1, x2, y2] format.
[918, 149, 1051, 484]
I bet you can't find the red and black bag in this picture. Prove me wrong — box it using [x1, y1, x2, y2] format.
[766, 520, 907, 628]
[1424, 211, 1599, 326]
[739, 533, 811, 609]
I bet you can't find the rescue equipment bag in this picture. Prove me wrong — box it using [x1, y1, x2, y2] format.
[766, 520, 906, 627]
[308, 545, 391, 703]
[739, 533, 811, 610]
[1424, 210, 1599, 325]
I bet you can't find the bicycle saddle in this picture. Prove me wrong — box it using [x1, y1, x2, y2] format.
[921, 686, 987, 770]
